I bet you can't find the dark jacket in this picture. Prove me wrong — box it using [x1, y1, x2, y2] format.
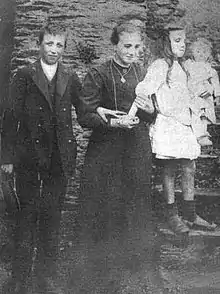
[2, 60, 81, 177]
[78, 60, 156, 138]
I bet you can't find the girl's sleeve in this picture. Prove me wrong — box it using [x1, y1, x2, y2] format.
[135, 59, 168, 97]
[211, 68, 220, 97]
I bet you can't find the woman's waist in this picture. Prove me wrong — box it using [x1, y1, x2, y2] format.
[91, 121, 148, 140]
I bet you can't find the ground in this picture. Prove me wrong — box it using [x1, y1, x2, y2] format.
[0, 123, 220, 293]
[1, 188, 220, 293]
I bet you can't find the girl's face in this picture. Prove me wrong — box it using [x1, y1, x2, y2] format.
[192, 46, 211, 62]
[114, 31, 144, 66]
[169, 29, 186, 58]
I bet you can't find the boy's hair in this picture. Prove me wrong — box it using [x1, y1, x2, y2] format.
[38, 23, 68, 47]
[110, 20, 145, 45]
[189, 37, 213, 62]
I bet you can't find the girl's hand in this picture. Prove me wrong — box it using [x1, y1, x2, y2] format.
[96, 107, 126, 123]
[134, 95, 155, 114]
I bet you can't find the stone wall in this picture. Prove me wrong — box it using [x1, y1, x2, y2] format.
[146, 0, 220, 60]
[11, 0, 220, 204]
[14, 0, 220, 74]
[14, 0, 146, 79]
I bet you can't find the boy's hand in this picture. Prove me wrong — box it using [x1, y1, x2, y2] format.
[1, 164, 13, 174]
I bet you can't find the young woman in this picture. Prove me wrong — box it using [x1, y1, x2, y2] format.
[77, 21, 156, 242]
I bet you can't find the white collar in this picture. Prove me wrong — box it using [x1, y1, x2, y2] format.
[40, 59, 58, 81]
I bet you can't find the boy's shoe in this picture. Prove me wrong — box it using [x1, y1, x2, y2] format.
[183, 214, 217, 231]
[198, 136, 213, 146]
[167, 215, 190, 234]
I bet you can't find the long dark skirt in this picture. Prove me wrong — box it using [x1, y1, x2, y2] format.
[78, 123, 154, 241]
[74, 123, 163, 292]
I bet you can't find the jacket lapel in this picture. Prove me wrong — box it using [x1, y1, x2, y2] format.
[56, 63, 69, 104]
[30, 60, 53, 110]
[30, 60, 69, 109]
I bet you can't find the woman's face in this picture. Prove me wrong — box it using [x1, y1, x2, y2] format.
[169, 29, 186, 58]
[114, 31, 143, 66]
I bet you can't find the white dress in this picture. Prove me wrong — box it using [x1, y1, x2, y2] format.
[135, 59, 201, 159]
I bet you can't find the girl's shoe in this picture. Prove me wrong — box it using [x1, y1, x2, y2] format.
[184, 214, 217, 231]
[167, 215, 190, 234]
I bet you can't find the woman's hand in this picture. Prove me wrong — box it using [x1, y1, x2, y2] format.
[134, 95, 155, 114]
[96, 107, 126, 123]
[110, 115, 140, 129]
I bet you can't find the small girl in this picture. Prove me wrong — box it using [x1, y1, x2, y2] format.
[129, 25, 217, 234]
[184, 38, 220, 146]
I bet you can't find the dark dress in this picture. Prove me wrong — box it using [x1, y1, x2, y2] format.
[78, 59, 156, 241]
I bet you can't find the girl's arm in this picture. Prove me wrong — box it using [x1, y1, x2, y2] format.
[135, 59, 169, 97]
[129, 59, 168, 116]
[211, 68, 220, 99]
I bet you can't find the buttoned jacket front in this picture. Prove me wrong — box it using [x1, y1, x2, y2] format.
[3, 60, 81, 177]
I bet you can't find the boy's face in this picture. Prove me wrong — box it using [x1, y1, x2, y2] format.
[39, 33, 66, 65]
[192, 46, 211, 62]
[169, 29, 186, 58]
[114, 32, 144, 66]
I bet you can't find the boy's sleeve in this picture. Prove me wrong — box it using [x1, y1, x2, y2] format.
[1, 109, 17, 165]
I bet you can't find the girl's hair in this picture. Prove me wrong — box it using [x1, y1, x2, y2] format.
[110, 21, 144, 45]
[189, 37, 213, 62]
[158, 28, 188, 85]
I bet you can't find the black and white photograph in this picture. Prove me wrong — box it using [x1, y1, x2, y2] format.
[1, 0, 220, 293]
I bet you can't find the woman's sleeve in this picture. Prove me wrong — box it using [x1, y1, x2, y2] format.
[135, 59, 168, 97]
[77, 68, 108, 129]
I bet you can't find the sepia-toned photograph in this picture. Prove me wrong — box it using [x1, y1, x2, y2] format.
[1, 0, 220, 293]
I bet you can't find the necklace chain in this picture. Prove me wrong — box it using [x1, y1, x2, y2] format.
[112, 61, 132, 83]
[110, 59, 140, 111]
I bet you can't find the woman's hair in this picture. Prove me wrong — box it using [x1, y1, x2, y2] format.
[189, 37, 213, 62]
[158, 28, 188, 85]
[110, 21, 144, 45]
[38, 22, 68, 48]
